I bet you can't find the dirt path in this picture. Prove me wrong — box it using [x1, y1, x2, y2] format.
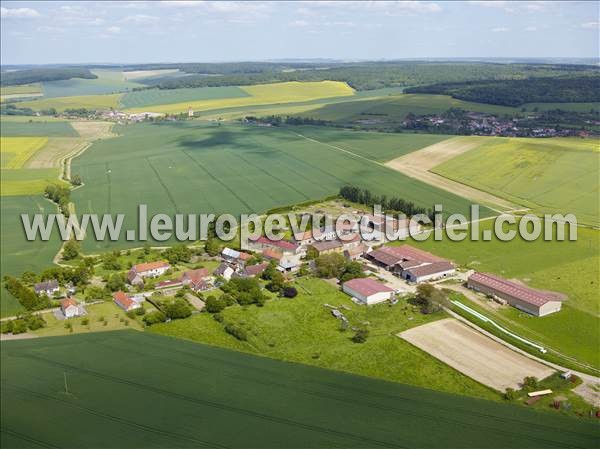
[385, 137, 520, 213]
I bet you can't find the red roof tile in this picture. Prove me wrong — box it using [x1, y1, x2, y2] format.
[343, 278, 393, 297]
[252, 236, 298, 251]
[60, 297, 78, 309]
[113, 291, 136, 310]
[132, 261, 170, 273]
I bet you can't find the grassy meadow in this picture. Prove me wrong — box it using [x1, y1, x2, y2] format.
[3, 330, 597, 449]
[151, 278, 497, 399]
[432, 137, 600, 226]
[70, 122, 488, 253]
[402, 220, 600, 370]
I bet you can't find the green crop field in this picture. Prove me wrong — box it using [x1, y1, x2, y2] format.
[40, 69, 143, 98]
[432, 137, 600, 226]
[0, 116, 78, 137]
[70, 122, 490, 253]
[0, 195, 62, 317]
[2, 331, 597, 449]
[1, 137, 48, 169]
[151, 278, 497, 399]
[120, 86, 251, 109]
[17, 93, 122, 112]
[296, 94, 519, 122]
[401, 220, 600, 370]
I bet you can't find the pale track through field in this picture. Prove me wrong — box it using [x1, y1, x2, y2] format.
[384, 137, 521, 213]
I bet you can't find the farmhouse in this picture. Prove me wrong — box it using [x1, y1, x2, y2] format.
[309, 240, 343, 256]
[60, 297, 84, 318]
[467, 272, 567, 317]
[214, 263, 235, 280]
[342, 278, 394, 305]
[128, 261, 170, 285]
[113, 291, 141, 312]
[181, 268, 211, 292]
[248, 236, 300, 254]
[34, 279, 59, 296]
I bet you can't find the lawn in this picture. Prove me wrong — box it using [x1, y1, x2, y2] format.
[33, 301, 144, 337]
[3, 331, 597, 448]
[70, 122, 488, 253]
[0, 137, 48, 169]
[401, 220, 600, 370]
[124, 81, 356, 114]
[152, 278, 497, 400]
[432, 137, 600, 226]
[17, 93, 122, 112]
[0, 116, 78, 137]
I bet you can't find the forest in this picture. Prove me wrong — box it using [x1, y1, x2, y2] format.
[405, 75, 600, 106]
[0, 67, 97, 86]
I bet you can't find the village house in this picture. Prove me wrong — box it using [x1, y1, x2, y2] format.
[241, 262, 269, 278]
[247, 236, 300, 254]
[181, 268, 211, 292]
[467, 272, 567, 317]
[262, 248, 283, 262]
[34, 280, 60, 297]
[113, 291, 142, 312]
[342, 278, 394, 305]
[214, 263, 235, 280]
[309, 240, 343, 256]
[128, 261, 171, 285]
[60, 297, 85, 318]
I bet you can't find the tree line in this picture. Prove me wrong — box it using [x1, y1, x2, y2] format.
[1, 68, 96, 86]
[339, 185, 431, 218]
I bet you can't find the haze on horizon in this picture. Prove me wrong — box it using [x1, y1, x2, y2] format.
[1, 1, 599, 65]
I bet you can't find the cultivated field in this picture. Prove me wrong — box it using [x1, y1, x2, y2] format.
[122, 69, 182, 81]
[70, 122, 489, 252]
[402, 220, 600, 370]
[400, 318, 554, 391]
[18, 93, 122, 112]
[432, 137, 600, 225]
[120, 85, 250, 109]
[385, 136, 518, 211]
[124, 81, 356, 114]
[0, 116, 79, 137]
[39, 69, 143, 98]
[3, 331, 596, 449]
[0, 137, 48, 169]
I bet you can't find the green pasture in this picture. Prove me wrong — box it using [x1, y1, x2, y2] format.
[402, 220, 600, 370]
[70, 122, 488, 253]
[432, 137, 600, 226]
[2, 331, 597, 449]
[0, 116, 78, 137]
[152, 278, 496, 399]
[120, 86, 250, 109]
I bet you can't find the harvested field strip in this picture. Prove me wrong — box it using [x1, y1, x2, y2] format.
[400, 319, 554, 391]
[0, 137, 48, 169]
[2, 331, 597, 448]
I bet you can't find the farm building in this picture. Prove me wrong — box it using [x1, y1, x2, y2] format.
[309, 240, 343, 256]
[399, 261, 456, 283]
[366, 245, 455, 282]
[113, 291, 141, 312]
[262, 248, 283, 262]
[34, 279, 59, 297]
[241, 262, 269, 278]
[60, 297, 84, 318]
[342, 278, 394, 305]
[277, 254, 302, 273]
[467, 272, 567, 317]
[181, 268, 211, 292]
[221, 248, 252, 265]
[128, 261, 170, 285]
[214, 263, 235, 280]
[247, 236, 300, 254]
[359, 214, 409, 239]
[155, 279, 183, 292]
[344, 243, 369, 260]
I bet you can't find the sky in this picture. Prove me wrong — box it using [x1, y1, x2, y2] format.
[1, 1, 599, 64]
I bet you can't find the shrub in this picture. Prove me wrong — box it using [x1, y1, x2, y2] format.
[225, 324, 248, 341]
[164, 298, 192, 320]
[1, 321, 13, 334]
[206, 296, 227, 313]
[282, 287, 298, 298]
[504, 388, 517, 400]
[143, 311, 167, 325]
[351, 328, 369, 344]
